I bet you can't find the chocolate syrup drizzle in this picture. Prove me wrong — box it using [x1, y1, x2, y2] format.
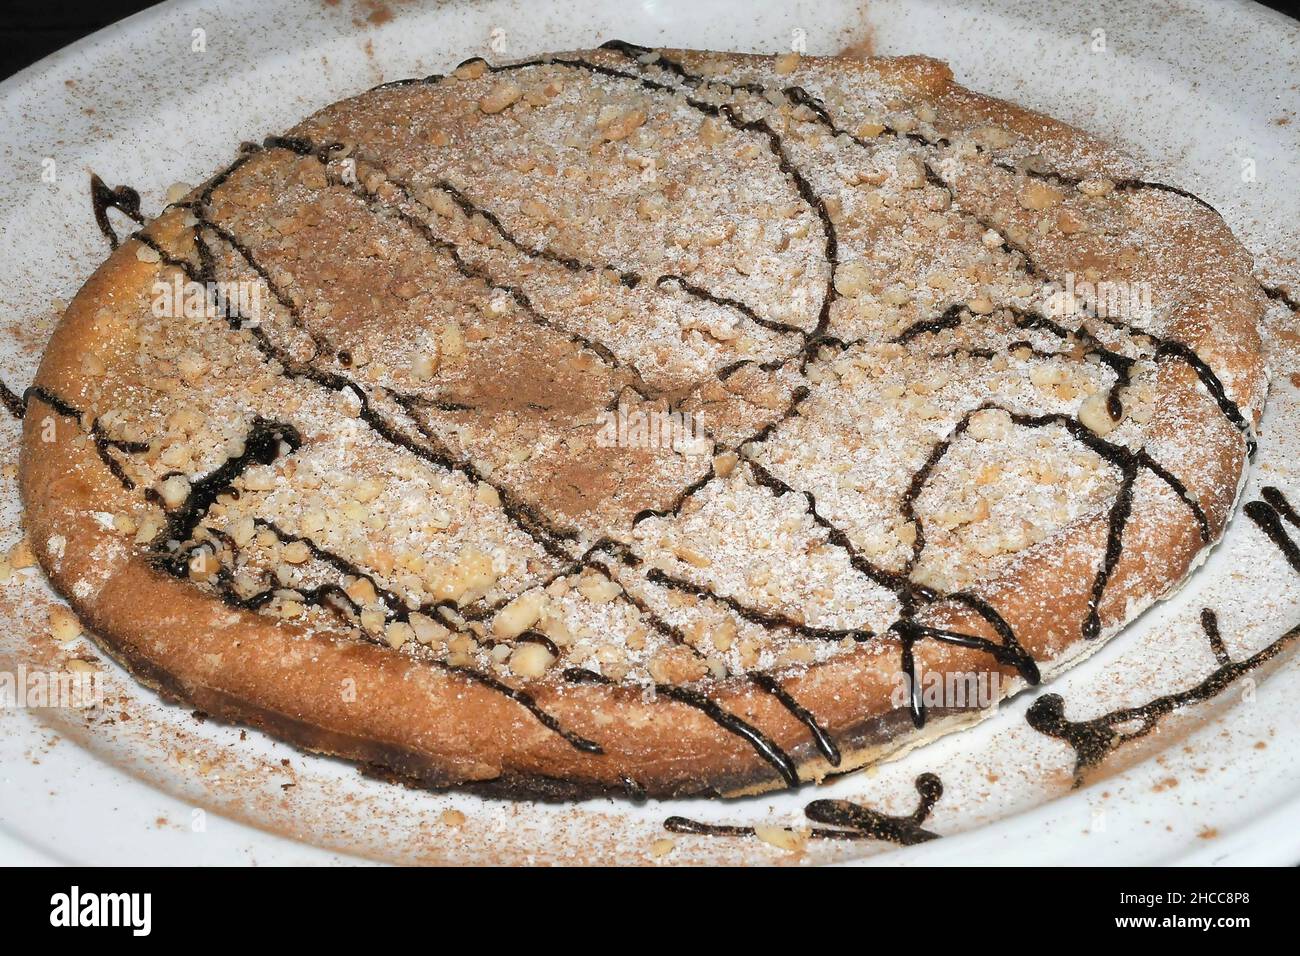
[1244, 488, 1300, 575]
[1026, 608, 1300, 783]
[664, 771, 942, 846]
[89, 173, 144, 250]
[343, 152, 810, 342]
[25, 385, 151, 489]
[32, 42, 1293, 801]
[97, 125, 822, 772]
[565, 666, 798, 785]
[1021, 486, 1300, 781]
[0, 382, 26, 419]
[990, 158, 1221, 213]
[593, 46, 1249, 620]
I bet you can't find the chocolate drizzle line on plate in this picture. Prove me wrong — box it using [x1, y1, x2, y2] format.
[89, 173, 144, 250]
[664, 771, 942, 846]
[1026, 487, 1300, 782]
[1026, 609, 1300, 784]
[1261, 283, 1300, 315]
[42, 43, 1285, 797]
[0, 382, 25, 419]
[1244, 490, 1300, 575]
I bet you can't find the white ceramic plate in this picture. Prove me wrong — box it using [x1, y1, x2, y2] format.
[1, 0, 1298, 865]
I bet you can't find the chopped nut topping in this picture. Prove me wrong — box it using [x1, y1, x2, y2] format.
[1078, 176, 1115, 197]
[509, 641, 555, 678]
[281, 540, 311, 564]
[48, 605, 82, 643]
[773, 51, 801, 75]
[134, 243, 162, 264]
[493, 590, 545, 639]
[577, 574, 621, 604]
[1078, 391, 1118, 436]
[453, 59, 487, 80]
[479, 81, 522, 114]
[1019, 181, 1064, 211]
[158, 475, 192, 508]
[600, 108, 648, 142]
[754, 825, 807, 852]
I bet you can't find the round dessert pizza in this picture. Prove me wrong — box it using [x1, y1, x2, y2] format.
[18, 44, 1267, 799]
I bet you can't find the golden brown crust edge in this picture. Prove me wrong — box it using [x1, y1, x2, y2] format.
[18, 47, 1266, 800]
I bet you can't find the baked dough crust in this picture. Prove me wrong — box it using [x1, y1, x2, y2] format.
[19, 46, 1266, 799]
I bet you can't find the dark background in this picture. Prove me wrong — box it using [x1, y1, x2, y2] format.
[3, 0, 1299, 81]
